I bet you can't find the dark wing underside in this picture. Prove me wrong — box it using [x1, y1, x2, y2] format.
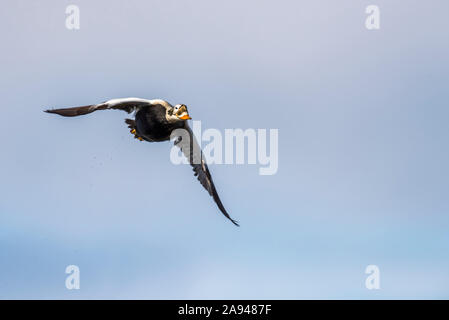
[44, 98, 157, 117]
[174, 123, 239, 226]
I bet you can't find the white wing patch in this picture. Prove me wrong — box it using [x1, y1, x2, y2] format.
[104, 98, 172, 110]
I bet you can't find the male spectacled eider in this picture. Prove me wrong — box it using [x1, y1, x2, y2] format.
[44, 98, 239, 226]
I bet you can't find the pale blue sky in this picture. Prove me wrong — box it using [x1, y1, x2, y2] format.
[1, 0, 449, 299]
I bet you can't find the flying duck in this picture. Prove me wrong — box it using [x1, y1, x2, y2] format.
[44, 98, 239, 226]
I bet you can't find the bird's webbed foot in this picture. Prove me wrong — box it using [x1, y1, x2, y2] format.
[130, 128, 144, 141]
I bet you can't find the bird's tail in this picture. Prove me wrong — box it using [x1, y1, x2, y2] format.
[125, 118, 136, 131]
[44, 105, 98, 117]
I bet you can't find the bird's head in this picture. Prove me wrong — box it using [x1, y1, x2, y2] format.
[173, 104, 191, 120]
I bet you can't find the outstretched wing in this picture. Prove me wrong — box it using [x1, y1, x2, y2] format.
[44, 98, 171, 117]
[174, 123, 239, 226]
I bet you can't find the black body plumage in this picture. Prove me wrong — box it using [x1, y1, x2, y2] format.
[135, 104, 184, 142]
